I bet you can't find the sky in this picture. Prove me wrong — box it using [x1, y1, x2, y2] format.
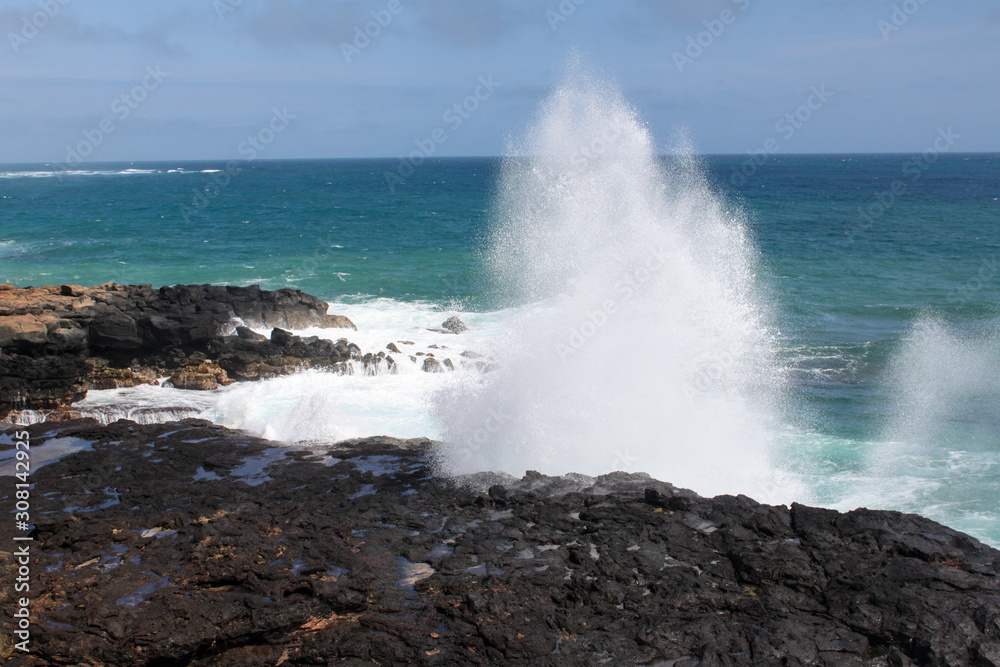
[1, 0, 998, 163]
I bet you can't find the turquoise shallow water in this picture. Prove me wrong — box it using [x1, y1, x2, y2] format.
[2, 155, 999, 542]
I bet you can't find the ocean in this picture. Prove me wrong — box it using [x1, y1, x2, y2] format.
[2, 94, 999, 544]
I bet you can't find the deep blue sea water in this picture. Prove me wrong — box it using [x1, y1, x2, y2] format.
[2, 155, 999, 543]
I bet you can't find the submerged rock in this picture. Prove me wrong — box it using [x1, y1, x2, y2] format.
[441, 316, 467, 333]
[422, 357, 445, 373]
[429, 316, 468, 335]
[4, 418, 1000, 666]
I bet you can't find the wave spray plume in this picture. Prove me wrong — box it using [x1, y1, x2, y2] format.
[434, 61, 796, 501]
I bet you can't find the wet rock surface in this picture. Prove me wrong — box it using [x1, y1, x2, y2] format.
[429, 316, 468, 335]
[0, 284, 358, 417]
[2, 420, 999, 666]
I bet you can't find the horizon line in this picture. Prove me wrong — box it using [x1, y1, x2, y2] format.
[2, 150, 999, 169]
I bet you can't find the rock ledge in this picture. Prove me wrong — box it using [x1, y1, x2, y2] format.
[2, 419, 999, 666]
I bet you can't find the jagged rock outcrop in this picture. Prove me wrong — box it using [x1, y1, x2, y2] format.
[0, 283, 358, 418]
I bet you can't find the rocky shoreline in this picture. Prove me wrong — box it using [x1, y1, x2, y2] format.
[3, 283, 1000, 665]
[2, 418, 1000, 665]
[0, 283, 369, 421]
[0, 283, 483, 425]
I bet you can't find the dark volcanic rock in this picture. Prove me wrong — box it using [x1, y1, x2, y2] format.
[208, 333, 362, 381]
[0, 284, 359, 418]
[0, 353, 90, 410]
[269, 326, 296, 347]
[441, 316, 467, 333]
[88, 311, 143, 349]
[429, 316, 468, 335]
[235, 325, 268, 343]
[422, 356, 445, 373]
[3, 419, 999, 666]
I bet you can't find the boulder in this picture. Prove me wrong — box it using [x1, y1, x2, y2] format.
[441, 316, 467, 333]
[270, 327, 295, 347]
[422, 357, 444, 373]
[235, 326, 268, 343]
[333, 338, 361, 358]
